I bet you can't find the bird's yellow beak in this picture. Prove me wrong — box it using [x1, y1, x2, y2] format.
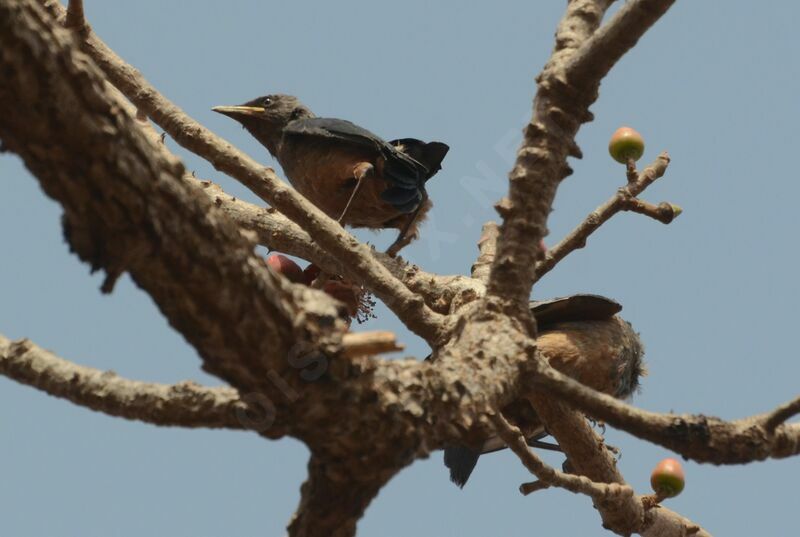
[211, 105, 265, 117]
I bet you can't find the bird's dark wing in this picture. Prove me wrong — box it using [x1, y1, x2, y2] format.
[284, 118, 430, 213]
[389, 138, 449, 181]
[531, 294, 622, 327]
[284, 117, 385, 151]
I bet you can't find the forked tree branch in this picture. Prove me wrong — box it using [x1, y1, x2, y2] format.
[492, 412, 634, 500]
[0, 334, 249, 429]
[534, 152, 672, 282]
[527, 392, 711, 537]
[528, 391, 646, 534]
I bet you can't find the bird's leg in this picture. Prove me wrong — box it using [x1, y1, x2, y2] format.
[385, 194, 428, 257]
[338, 162, 374, 223]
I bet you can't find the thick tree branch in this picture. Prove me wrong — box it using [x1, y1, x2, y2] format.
[533, 362, 800, 464]
[50, 0, 446, 345]
[288, 456, 397, 537]
[534, 152, 671, 282]
[0, 0, 347, 438]
[488, 0, 675, 305]
[0, 334, 248, 429]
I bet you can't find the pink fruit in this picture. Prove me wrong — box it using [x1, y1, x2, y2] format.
[265, 254, 304, 283]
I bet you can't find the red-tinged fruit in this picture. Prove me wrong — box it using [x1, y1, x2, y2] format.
[609, 127, 645, 164]
[650, 458, 685, 498]
[265, 254, 304, 283]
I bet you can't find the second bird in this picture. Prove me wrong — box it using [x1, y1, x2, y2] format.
[213, 94, 449, 256]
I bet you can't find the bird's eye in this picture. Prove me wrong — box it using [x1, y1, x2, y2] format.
[262, 97, 272, 107]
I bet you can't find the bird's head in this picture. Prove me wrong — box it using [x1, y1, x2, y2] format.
[212, 94, 313, 155]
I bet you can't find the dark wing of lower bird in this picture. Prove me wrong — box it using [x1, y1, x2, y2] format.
[531, 294, 622, 326]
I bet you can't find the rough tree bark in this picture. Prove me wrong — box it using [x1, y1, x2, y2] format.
[2, 1, 798, 536]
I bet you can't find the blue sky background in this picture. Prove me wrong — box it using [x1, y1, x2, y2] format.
[2, 1, 799, 535]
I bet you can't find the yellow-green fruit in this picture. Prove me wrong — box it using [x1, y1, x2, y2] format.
[650, 458, 685, 498]
[609, 127, 645, 163]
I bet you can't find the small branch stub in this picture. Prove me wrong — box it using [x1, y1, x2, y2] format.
[341, 331, 403, 358]
[623, 198, 683, 224]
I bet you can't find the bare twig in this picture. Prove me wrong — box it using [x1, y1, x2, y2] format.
[52, 1, 446, 345]
[0, 334, 248, 429]
[519, 480, 550, 495]
[534, 152, 671, 282]
[762, 395, 800, 433]
[623, 198, 681, 224]
[492, 412, 634, 501]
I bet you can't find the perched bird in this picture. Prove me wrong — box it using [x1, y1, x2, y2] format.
[213, 94, 449, 256]
[443, 294, 645, 487]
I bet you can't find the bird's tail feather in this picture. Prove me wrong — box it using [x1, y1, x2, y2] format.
[443, 446, 481, 488]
